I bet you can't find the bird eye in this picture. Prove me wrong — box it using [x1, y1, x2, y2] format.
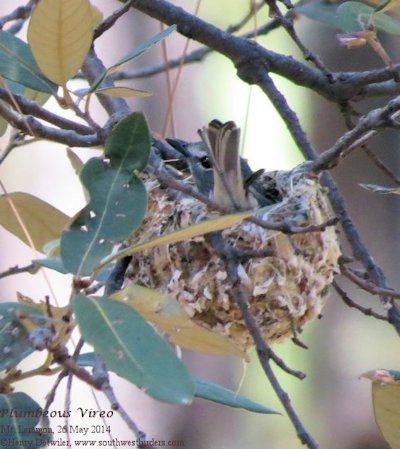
[199, 155, 212, 169]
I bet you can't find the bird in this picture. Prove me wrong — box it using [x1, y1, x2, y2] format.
[126, 120, 341, 349]
[166, 119, 281, 209]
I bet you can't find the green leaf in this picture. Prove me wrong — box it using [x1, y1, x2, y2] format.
[33, 257, 68, 274]
[110, 25, 176, 73]
[105, 112, 151, 172]
[0, 393, 52, 447]
[89, 25, 176, 93]
[0, 30, 57, 93]
[0, 302, 44, 371]
[296, 1, 340, 28]
[72, 294, 195, 404]
[193, 377, 279, 414]
[77, 351, 99, 367]
[337, 1, 400, 35]
[60, 113, 150, 276]
[0, 192, 70, 252]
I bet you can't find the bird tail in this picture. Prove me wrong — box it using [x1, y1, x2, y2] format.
[207, 120, 248, 210]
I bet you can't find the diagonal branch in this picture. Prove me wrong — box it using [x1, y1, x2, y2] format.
[126, 0, 400, 102]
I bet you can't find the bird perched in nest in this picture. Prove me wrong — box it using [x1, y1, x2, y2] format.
[126, 120, 341, 349]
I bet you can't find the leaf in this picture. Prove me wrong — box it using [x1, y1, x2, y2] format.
[337, 1, 400, 35]
[72, 294, 195, 404]
[0, 192, 69, 252]
[112, 284, 247, 359]
[96, 209, 254, 273]
[88, 25, 176, 93]
[24, 88, 51, 106]
[296, 1, 340, 28]
[105, 112, 150, 172]
[66, 148, 89, 201]
[60, 113, 151, 276]
[361, 369, 400, 449]
[33, 257, 69, 274]
[0, 116, 7, 137]
[27, 0, 94, 86]
[16, 292, 72, 347]
[90, 5, 104, 29]
[0, 393, 52, 447]
[193, 377, 279, 414]
[66, 148, 85, 176]
[360, 183, 400, 194]
[0, 30, 57, 93]
[77, 351, 99, 367]
[0, 302, 45, 370]
[109, 25, 177, 73]
[94, 86, 152, 98]
[366, 0, 400, 13]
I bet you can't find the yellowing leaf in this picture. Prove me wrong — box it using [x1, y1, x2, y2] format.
[17, 292, 73, 346]
[90, 5, 103, 29]
[362, 369, 400, 449]
[27, 0, 93, 86]
[366, 0, 400, 13]
[113, 284, 247, 359]
[0, 111, 8, 137]
[95, 86, 152, 98]
[24, 88, 51, 106]
[96, 209, 254, 273]
[0, 192, 69, 252]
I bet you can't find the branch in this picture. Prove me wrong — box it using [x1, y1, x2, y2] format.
[126, 0, 400, 102]
[0, 88, 95, 135]
[94, 0, 135, 40]
[341, 265, 400, 300]
[0, 0, 37, 30]
[148, 148, 337, 234]
[0, 263, 37, 279]
[204, 231, 317, 448]
[363, 146, 400, 185]
[333, 280, 388, 321]
[0, 101, 101, 147]
[112, 4, 282, 81]
[312, 96, 400, 172]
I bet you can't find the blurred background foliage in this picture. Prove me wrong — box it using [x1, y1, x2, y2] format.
[0, 0, 399, 448]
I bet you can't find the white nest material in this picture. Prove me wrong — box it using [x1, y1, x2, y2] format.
[127, 166, 341, 348]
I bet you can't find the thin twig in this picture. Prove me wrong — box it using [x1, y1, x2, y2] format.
[0, 263, 37, 279]
[341, 265, 400, 300]
[312, 97, 400, 172]
[277, 13, 332, 76]
[0, 101, 101, 147]
[219, 249, 317, 448]
[0, 0, 37, 29]
[333, 280, 388, 321]
[104, 245, 132, 296]
[102, 378, 146, 439]
[148, 150, 338, 234]
[93, 0, 135, 40]
[363, 146, 400, 185]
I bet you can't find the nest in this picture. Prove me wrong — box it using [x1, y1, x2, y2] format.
[126, 165, 341, 349]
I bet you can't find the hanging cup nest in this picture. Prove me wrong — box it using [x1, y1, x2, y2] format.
[126, 162, 341, 349]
